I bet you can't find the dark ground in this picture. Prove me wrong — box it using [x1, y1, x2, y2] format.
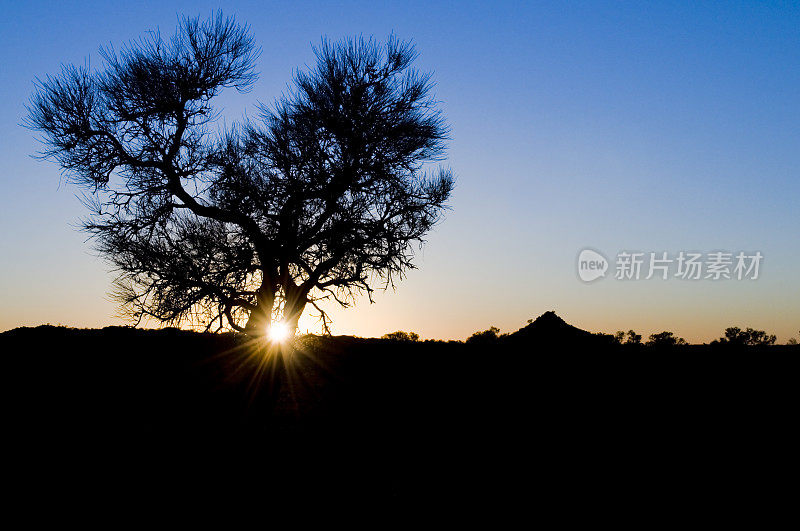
[1, 315, 798, 516]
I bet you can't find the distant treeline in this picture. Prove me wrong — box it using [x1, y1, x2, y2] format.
[382, 317, 794, 348]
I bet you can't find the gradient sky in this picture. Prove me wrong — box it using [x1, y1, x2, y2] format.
[1, 1, 799, 342]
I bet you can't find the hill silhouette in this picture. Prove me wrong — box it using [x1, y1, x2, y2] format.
[507, 310, 616, 347]
[1, 314, 797, 509]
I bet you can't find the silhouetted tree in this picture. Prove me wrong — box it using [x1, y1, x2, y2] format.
[27, 13, 453, 336]
[614, 329, 642, 346]
[466, 326, 502, 345]
[381, 331, 420, 342]
[646, 331, 686, 348]
[625, 330, 642, 345]
[716, 327, 776, 346]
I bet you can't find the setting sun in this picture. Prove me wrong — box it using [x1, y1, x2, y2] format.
[268, 321, 291, 343]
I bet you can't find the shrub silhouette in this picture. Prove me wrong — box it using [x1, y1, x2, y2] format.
[646, 331, 686, 348]
[715, 327, 777, 346]
[466, 326, 501, 345]
[614, 329, 643, 345]
[381, 331, 420, 342]
[626, 330, 642, 345]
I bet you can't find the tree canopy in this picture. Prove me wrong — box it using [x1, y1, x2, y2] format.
[717, 327, 777, 347]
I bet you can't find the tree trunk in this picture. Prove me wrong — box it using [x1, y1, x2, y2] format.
[282, 285, 308, 336]
[282, 302, 305, 336]
[244, 289, 275, 337]
[244, 308, 268, 336]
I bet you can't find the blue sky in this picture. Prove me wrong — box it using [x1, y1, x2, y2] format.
[1, 1, 798, 341]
